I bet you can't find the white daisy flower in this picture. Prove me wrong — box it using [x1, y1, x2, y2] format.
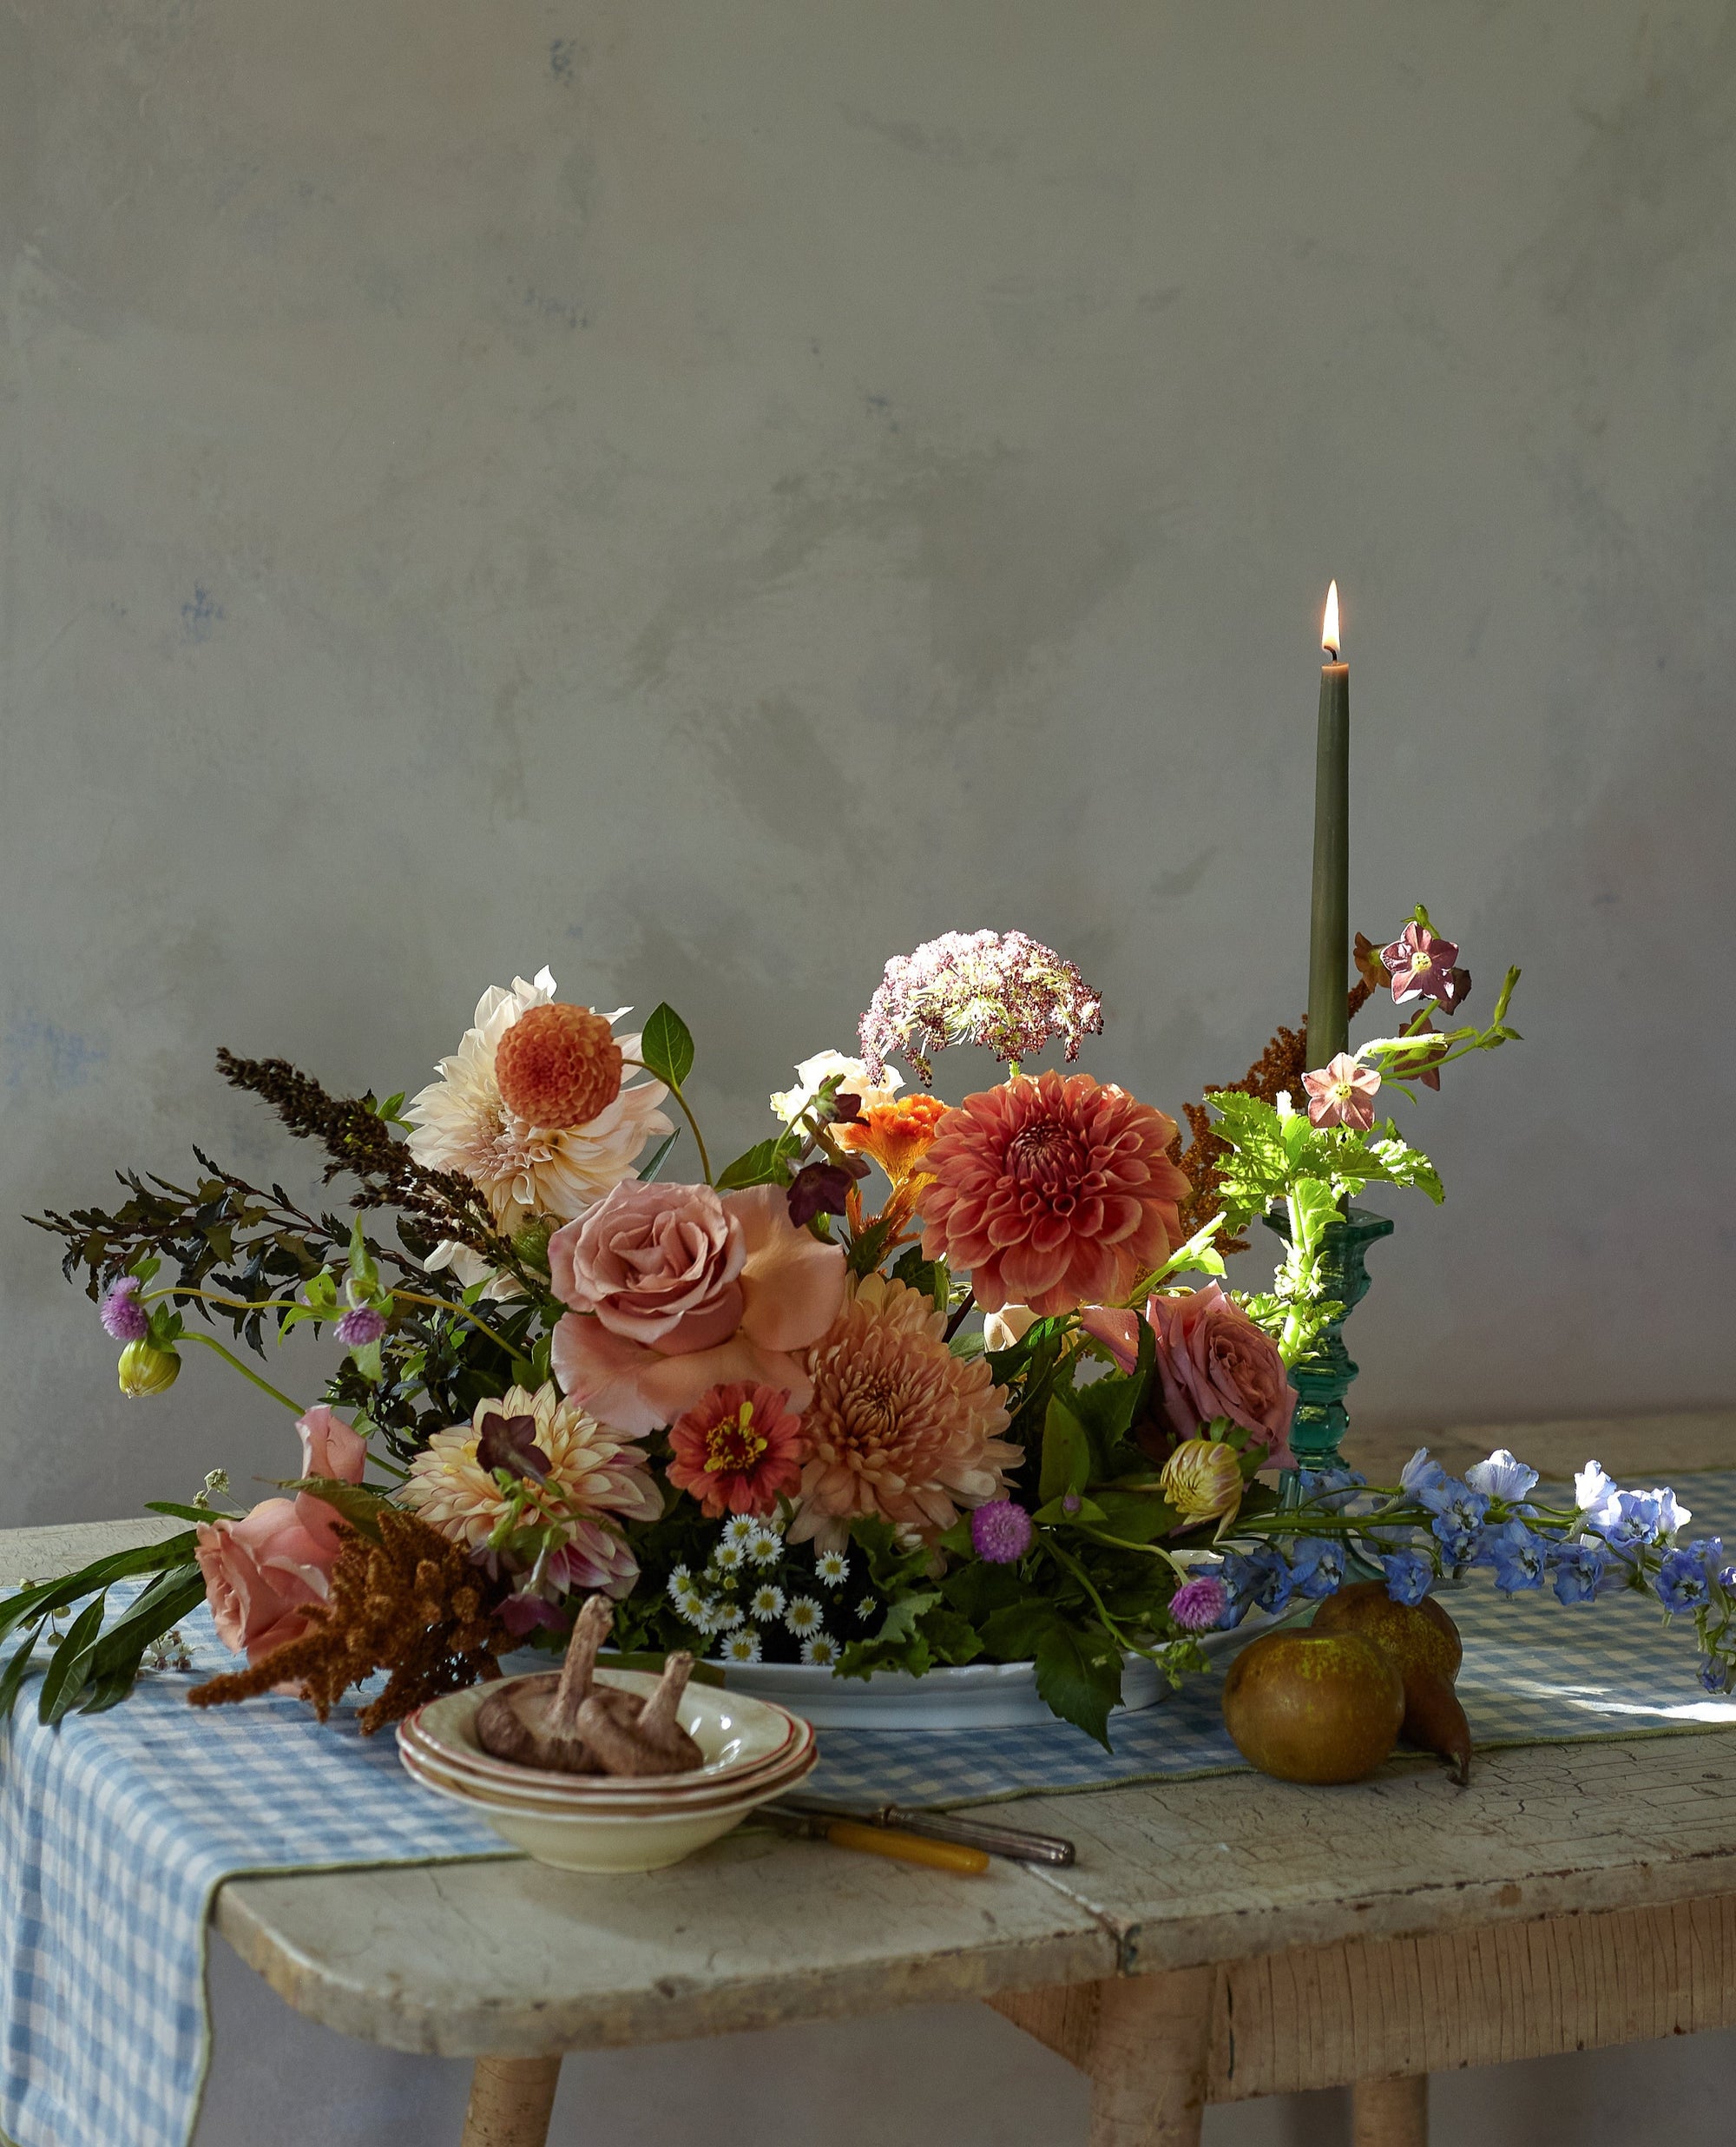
[785, 1595, 824, 1637]
[673, 1582, 708, 1621]
[687, 1595, 724, 1633]
[722, 1516, 757, 1546]
[713, 1601, 746, 1631]
[749, 1584, 786, 1623]
[746, 1528, 782, 1567]
[816, 1551, 850, 1585]
[856, 1595, 878, 1622]
[800, 1635, 838, 1668]
[714, 1541, 745, 1571]
[719, 1632, 762, 1664]
[665, 1565, 691, 1603]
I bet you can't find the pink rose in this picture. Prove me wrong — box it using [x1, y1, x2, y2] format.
[549, 1182, 847, 1436]
[1081, 1282, 1296, 1466]
[294, 1404, 368, 1558]
[194, 1500, 332, 1665]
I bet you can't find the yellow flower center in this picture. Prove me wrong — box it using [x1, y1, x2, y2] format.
[705, 1404, 768, 1475]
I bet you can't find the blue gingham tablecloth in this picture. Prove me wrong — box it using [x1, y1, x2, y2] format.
[5, 1473, 1736, 2147]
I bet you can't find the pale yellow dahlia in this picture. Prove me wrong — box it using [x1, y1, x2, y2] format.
[788, 1274, 1016, 1552]
[404, 967, 672, 1239]
[399, 1381, 661, 1598]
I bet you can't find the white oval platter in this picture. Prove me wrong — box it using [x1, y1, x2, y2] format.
[721, 1622, 1256, 1729]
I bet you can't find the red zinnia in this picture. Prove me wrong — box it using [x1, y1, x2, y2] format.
[667, 1381, 806, 1518]
[919, 1071, 1190, 1317]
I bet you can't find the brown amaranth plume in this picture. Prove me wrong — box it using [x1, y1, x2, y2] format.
[187, 1508, 510, 1735]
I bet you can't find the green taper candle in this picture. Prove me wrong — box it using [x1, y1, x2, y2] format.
[1306, 581, 1350, 1067]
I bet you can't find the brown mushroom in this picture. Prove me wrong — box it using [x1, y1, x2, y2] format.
[474, 1593, 622, 1774]
[575, 1650, 704, 1777]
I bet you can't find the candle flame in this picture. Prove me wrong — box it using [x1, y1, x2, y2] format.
[1322, 581, 1341, 659]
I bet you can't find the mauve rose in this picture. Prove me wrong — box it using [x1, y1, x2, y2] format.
[1082, 1283, 1296, 1466]
[294, 1404, 369, 1558]
[195, 1500, 333, 1665]
[549, 1183, 847, 1437]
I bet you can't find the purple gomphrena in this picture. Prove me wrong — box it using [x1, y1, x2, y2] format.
[336, 1305, 387, 1348]
[1169, 1576, 1229, 1632]
[970, 1499, 1036, 1565]
[100, 1277, 150, 1343]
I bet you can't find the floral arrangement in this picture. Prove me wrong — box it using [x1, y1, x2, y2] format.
[4, 919, 1728, 1749]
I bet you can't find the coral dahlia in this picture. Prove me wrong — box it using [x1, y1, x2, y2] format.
[919, 1071, 1189, 1317]
[789, 1274, 1016, 1551]
[667, 1381, 806, 1519]
[399, 1381, 660, 1599]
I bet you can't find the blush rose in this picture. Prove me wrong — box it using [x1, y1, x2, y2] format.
[549, 1182, 846, 1436]
[1082, 1282, 1296, 1465]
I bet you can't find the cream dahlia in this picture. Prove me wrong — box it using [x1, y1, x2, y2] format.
[788, 1274, 1016, 1551]
[404, 968, 672, 1238]
[399, 1381, 660, 1599]
[920, 1071, 1189, 1317]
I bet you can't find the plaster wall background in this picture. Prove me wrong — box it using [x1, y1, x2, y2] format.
[4, 3, 1736, 2143]
[3, 0, 1733, 1528]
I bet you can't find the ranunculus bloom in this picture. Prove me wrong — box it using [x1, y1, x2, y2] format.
[919, 1072, 1189, 1317]
[1300, 1052, 1381, 1130]
[1082, 1283, 1296, 1466]
[549, 1182, 846, 1436]
[789, 1274, 1017, 1551]
[1160, 1439, 1245, 1522]
[195, 1501, 334, 1665]
[667, 1381, 806, 1518]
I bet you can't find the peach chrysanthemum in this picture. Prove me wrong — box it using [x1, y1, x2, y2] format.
[404, 967, 672, 1242]
[919, 1070, 1190, 1317]
[399, 1381, 660, 1599]
[788, 1274, 1016, 1552]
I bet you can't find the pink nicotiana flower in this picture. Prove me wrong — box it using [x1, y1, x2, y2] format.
[1300, 1053, 1382, 1131]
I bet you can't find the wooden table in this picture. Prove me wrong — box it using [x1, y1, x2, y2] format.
[15, 1515, 1736, 2147]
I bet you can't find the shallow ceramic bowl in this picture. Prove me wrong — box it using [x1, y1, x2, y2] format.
[399, 1736, 817, 1821]
[398, 1740, 817, 1872]
[398, 1714, 814, 1810]
[410, 1676, 802, 1795]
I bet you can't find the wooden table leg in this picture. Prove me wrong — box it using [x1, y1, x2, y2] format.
[1352, 2072, 1428, 2147]
[992, 1967, 1215, 2147]
[460, 2054, 563, 2147]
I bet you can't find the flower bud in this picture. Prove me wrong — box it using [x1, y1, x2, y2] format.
[118, 1339, 181, 1398]
[1159, 1437, 1244, 1523]
[511, 1219, 553, 1270]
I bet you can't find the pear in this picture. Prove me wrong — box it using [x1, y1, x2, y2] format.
[1221, 1630, 1404, 1783]
[1311, 1581, 1472, 1784]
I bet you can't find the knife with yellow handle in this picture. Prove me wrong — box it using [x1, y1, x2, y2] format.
[763, 1806, 990, 1873]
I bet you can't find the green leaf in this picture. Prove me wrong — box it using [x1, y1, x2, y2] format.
[636, 1129, 681, 1182]
[846, 1516, 935, 1595]
[713, 1138, 786, 1191]
[1092, 1489, 1182, 1543]
[638, 1004, 694, 1091]
[144, 1500, 238, 1525]
[0, 1534, 199, 1650]
[1034, 1493, 1106, 1525]
[37, 1593, 109, 1725]
[939, 1558, 1029, 1623]
[0, 1630, 44, 1720]
[845, 1211, 898, 1277]
[1034, 1621, 1123, 1749]
[916, 1605, 984, 1666]
[870, 1590, 941, 1651]
[80, 1567, 208, 1710]
[978, 1603, 1066, 1661]
[1039, 1396, 1092, 1504]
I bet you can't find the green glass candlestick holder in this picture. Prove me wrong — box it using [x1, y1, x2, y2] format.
[1260, 1203, 1395, 1474]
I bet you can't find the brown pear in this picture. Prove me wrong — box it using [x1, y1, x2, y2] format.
[1311, 1581, 1472, 1784]
[1221, 1630, 1404, 1784]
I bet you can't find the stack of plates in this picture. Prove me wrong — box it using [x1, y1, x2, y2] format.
[398, 1669, 816, 1873]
